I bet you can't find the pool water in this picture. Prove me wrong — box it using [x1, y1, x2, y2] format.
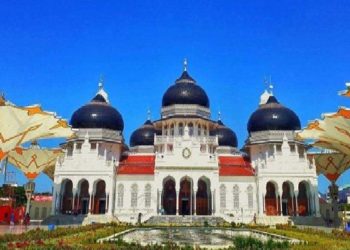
[116, 227, 295, 248]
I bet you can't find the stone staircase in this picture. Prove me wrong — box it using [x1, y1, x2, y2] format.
[145, 215, 226, 226]
[257, 215, 326, 226]
[42, 214, 87, 225]
[256, 216, 290, 226]
[82, 214, 118, 225]
[290, 216, 326, 227]
[42, 214, 119, 225]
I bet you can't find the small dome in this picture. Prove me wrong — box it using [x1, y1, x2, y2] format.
[162, 70, 210, 108]
[70, 86, 124, 131]
[247, 95, 301, 133]
[210, 120, 238, 147]
[130, 120, 157, 147]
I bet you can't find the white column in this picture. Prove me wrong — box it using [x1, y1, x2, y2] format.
[88, 186, 93, 215]
[258, 190, 264, 216]
[107, 192, 111, 215]
[193, 188, 197, 215]
[314, 186, 320, 216]
[295, 191, 299, 216]
[51, 189, 58, 216]
[77, 193, 80, 214]
[157, 189, 160, 215]
[211, 190, 215, 215]
[72, 191, 76, 212]
[275, 192, 279, 215]
[291, 193, 294, 216]
[279, 193, 283, 216]
[176, 190, 179, 215]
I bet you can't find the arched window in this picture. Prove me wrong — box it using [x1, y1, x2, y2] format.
[131, 184, 138, 207]
[220, 184, 226, 208]
[178, 123, 184, 136]
[233, 185, 240, 209]
[198, 124, 202, 136]
[247, 185, 254, 209]
[145, 184, 151, 207]
[164, 125, 168, 136]
[117, 184, 124, 207]
[188, 123, 194, 136]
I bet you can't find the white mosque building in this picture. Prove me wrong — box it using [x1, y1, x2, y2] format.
[51, 62, 320, 224]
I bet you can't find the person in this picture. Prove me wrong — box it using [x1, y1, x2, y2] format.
[253, 213, 257, 224]
[10, 211, 15, 226]
[9, 211, 15, 232]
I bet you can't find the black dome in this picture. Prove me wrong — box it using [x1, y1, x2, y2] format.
[130, 120, 157, 147]
[247, 96, 301, 133]
[70, 93, 124, 131]
[162, 71, 210, 108]
[210, 120, 238, 147]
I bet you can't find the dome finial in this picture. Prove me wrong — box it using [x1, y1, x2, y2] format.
[95, 75, 109, 103]
[263, 75, 274, 95]
[147, 108, 151, 121]
[98, 75, 104, 90]
[183, 58, 188, 72]
[268, 76, 274, 95]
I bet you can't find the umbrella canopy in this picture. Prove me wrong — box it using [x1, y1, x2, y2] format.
[297, 107, 350, 155]
[7, 146, 64, 180]
[0, 98, 74, 160]
[339, 82, 350, 97]
[308, 151, 350, 182]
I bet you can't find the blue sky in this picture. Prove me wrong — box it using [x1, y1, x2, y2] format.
[1, 1, 350, 193]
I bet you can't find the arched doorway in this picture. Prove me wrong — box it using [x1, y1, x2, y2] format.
[298, 181, 309, 216]
[162, 178, 176, 215]
[282, 182, 294, 216]
[93, 180, 106, 214]
[196, 178, 211, 215]
[179, 178, 193, 215]
[78, 180, 90, 214]
[61, 179, 73, 214]
[265, 181, 278, 215]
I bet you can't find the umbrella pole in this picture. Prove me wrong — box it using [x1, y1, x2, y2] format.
[1, 156, 8, 185]
[329, 181, 339, 227]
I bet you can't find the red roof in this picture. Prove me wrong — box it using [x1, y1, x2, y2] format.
[31, 195, 52, 202]
[117, 155, 155, 175]
[219, 156, 255, 176]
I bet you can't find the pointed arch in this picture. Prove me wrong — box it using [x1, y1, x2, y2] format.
[145, 184, 152, 208]
[220, 184, 226, 209]
[233, 185, 240, 210]
[117, 184, 124, 207]
[247, 185, 254, 209]
[131, 184, 138, 207]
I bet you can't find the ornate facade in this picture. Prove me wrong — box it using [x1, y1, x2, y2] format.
[52, 63, 320, 224]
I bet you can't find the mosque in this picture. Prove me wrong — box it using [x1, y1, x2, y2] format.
[51, 61, 320, 224]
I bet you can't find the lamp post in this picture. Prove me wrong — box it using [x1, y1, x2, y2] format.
[24, 181, 35, 215]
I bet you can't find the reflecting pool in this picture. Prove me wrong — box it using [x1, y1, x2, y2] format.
[106, 227, 300, 249]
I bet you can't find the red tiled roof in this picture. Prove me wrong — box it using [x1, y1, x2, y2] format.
[32, 195, 52, 202]
[219, 156, 255, 176]
[117, 155, 155, 175]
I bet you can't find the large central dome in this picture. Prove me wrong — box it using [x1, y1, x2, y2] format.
[162, 70, 210, 108]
